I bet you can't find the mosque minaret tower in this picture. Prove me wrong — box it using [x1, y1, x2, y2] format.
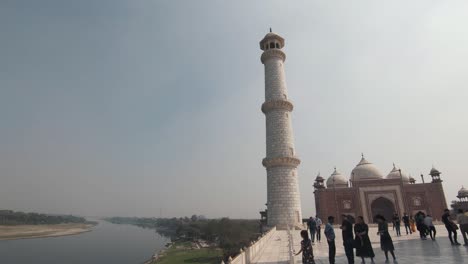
[260, 30, 302, 229]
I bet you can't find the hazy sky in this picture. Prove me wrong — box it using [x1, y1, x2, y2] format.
[1, 1, 467, 219]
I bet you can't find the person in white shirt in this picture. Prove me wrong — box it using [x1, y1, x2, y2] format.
[424, 214, 436, 240]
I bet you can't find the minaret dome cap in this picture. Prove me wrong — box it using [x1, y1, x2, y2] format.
[260, 31, 285, 50]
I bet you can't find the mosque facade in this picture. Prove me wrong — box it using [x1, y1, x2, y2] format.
[313, 155, 448, 223]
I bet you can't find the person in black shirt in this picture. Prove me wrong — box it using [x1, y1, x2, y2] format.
[402, 213, 412, 235]
[442, 209, 461, 245]
[340, 215, 355, 264]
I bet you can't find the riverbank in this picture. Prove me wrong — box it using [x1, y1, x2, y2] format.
[146, 241, 222, 264]
[0, 223, 95, 240]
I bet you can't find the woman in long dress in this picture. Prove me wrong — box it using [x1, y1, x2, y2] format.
[354, 216, 375, 264]
[376, 214, 396, 263]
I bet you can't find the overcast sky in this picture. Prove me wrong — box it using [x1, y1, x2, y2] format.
[1, 1, 467, 219]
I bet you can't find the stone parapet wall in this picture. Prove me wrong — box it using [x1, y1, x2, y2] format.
[225, 227, 277, 264]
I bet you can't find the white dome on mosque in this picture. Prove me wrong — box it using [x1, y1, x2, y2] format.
[350, 155, 384, 181]
[326, 168, 349, 188]
[386, 163, 410, 183]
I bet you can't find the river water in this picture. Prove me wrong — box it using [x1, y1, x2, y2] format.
[0, 221, 168, 264]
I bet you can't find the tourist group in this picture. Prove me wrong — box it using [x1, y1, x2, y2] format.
[295, 209, 468, 264]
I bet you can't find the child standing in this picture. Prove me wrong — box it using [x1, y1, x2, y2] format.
[295, 230, 315, 264]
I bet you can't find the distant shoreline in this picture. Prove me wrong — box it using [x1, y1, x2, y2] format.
[0, 223, 96, 241]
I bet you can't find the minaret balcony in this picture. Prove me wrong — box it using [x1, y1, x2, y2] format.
[262, 156, 301, 168]
[261, 49, 286, 64]
[261, 99, 293, 113]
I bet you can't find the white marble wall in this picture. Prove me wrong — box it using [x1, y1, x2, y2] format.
[265, 110, 295, 158]
[264, 57, 288, 101]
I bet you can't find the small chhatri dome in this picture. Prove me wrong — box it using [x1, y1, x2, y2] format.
[350, 154, 384, 181]
[458, 186, 468, 198]
[409, 175, 416, 184]
[326, 167, 348, 188]
[315, 171, 324, 181]
[430, 166, 441, 175]
[260, 30, 285, 50]
[386, 163, 410, 183]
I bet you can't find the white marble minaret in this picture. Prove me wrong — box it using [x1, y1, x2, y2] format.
[260, 31, 302, 229]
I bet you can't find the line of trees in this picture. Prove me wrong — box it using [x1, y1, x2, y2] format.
[0, 210, 89, 225]
[105, 215, 261, 259]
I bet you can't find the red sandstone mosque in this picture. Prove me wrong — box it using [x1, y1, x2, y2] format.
[313, 154, 447, 223]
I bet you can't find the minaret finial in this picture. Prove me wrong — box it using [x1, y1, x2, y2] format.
[269, 27, 272, 33]
[361, 153, 364, 159]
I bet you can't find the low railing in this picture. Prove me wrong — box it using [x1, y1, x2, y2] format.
[223, 227, 277, 264]
[286, 226, 295, 264]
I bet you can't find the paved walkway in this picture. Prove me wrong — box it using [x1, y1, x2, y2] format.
[253, 230, 290, 264]
[254, 225, 468, 264]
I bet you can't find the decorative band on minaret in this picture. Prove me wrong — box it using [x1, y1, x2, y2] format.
[260, 31, 302, 229]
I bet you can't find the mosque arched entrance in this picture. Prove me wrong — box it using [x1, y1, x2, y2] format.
[371, 197, 395, 223]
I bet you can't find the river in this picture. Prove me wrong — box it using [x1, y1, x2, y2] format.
[0, 221, 168, 264]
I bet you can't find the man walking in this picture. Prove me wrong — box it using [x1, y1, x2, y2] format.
[442, 209, 461, 245]
[340, 215, 354, 264]
[325, 216, 336, 264]
[415, 211, 427, 240]
[402, 213, 412, 235]
[393, 213, 401, 237]
[456, 209, 468, 246]
[424, 214, 436, 240]
[316, 216, 323, 242]
[308, 216, 317, 244]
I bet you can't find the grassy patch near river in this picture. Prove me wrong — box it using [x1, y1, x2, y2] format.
[152, 242, 222, 264]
